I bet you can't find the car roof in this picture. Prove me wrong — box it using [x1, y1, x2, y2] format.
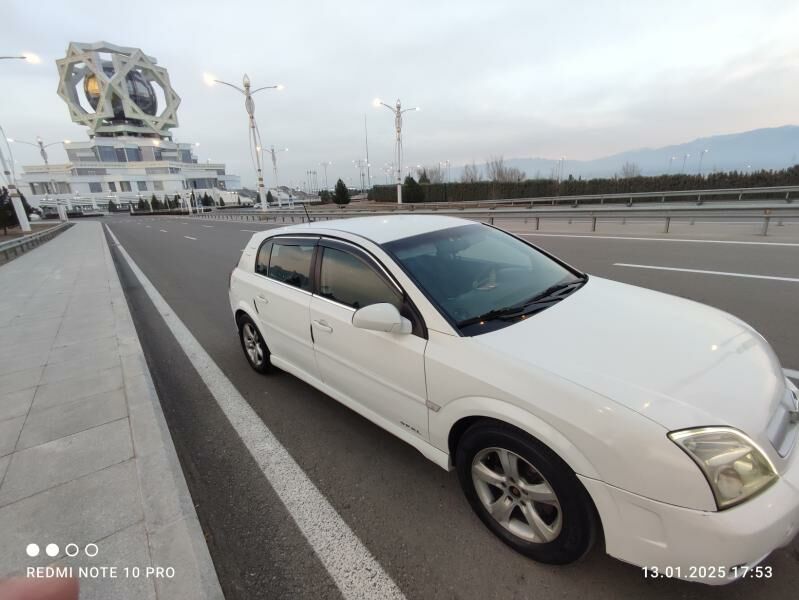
[268, 214, 473, 244]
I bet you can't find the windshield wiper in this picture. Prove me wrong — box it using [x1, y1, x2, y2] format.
[455, 276, 586, 329]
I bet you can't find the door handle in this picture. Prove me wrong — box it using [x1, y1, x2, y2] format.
[312, 319, 333, 333]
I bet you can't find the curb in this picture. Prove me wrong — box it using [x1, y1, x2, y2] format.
[101, 226, 224, 600]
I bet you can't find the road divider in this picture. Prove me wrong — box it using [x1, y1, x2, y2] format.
[104, 225, 406, 600]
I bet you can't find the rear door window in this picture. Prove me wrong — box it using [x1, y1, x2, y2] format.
[268, 241, 315, 291]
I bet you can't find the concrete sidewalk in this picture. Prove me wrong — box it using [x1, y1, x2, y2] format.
[0, 221, 223, 599]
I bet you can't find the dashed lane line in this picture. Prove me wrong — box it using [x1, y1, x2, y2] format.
[613, 263, 799, 283]
[105, 226, 406, 600]
[184, 236, 197, 240]
[160, 229, 168, 233]
[511, 232, 799, 247]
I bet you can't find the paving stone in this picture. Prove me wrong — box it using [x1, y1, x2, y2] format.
[0, 366, 42, 396]
[0, 388, 35, 422]
[40, 352, 121, 385]
[47, 335, 118, 364]
[31, 366, 123, 412]
[16, 389, 128, 450]
[0, 416, 25, 457]
[0, 460, 142, 577]
[57, 523, 156, 600]
[0, 455, 9, 484]
[0, 419, 133, 506]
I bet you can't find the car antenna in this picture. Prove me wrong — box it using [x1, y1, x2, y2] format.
[302, 203, 313, 223]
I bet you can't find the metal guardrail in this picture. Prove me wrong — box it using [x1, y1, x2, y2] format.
[187, 203, 799, 236]
[0, 222, 73, 265]
[370, 184, 799, 209]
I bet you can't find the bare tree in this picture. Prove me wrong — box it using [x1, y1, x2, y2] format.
[417, 165, 444, 183]
[485, 155, 526, 182]
[620, 161, 642, 178]
[460, 162, 482, 183]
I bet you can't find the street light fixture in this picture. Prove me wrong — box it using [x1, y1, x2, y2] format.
[204, 72, 283, 212]
[373, 97, 419, 204]
[0, 53, 40, 64]
[7, 136, 70, 166]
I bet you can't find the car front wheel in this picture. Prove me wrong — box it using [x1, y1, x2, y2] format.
[455, 421, 599, 564]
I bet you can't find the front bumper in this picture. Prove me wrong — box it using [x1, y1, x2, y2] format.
[580, 448, 799, 585]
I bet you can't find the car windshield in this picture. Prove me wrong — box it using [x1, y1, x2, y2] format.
[383, 224, 584, 335]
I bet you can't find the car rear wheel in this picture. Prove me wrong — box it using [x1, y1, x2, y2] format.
[238, 316, 273, 374]
[455, 421, 599, 564]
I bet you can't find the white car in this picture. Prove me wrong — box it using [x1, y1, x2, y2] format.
[229, 215, 799, 583]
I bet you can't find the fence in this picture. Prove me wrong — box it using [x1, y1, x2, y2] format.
[0, 223, 73, 265]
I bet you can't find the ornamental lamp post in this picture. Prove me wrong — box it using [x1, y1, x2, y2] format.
[204, 72, 283, 212]
[373, 97, 419, 204]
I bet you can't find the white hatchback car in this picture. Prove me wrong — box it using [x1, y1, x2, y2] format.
[229, 215, 799, 583]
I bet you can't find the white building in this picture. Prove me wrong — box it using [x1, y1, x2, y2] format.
[22, 137, 240, 211]
[18, 41, 241, 212]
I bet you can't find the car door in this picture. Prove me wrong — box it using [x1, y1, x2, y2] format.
[253, 236, 319, 380]
[309, 239, 429, 440]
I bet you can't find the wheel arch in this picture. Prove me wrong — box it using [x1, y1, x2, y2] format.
[435, 398, 601, 479]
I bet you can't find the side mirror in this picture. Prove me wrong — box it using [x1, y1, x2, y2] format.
[352, 303, 412, 334]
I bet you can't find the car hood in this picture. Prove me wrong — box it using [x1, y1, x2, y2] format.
[474, 276, 786, 433]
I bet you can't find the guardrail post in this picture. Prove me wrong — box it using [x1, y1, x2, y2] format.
[786, 192, 792, 204]
[664, 216, 671, 233]
[627, 197, 633, 207]
[535, 216, 540, 230]
[697, 194, 703, 205]
[591, 216, 597, 232]
[762, 216, 771, 236]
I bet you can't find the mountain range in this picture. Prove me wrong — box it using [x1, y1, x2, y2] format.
[493, 125, 799, 180]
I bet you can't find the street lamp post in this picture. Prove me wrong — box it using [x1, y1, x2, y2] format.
[205, 73, 282, 212]
[320, 161, 332, 191]
[667, 156, 677, 174]
[353, 159, 368, 191]
[7, 136, 70, 166]
[0, 54, 40, 63]
[697, 149, 709, 176]
[264, 145, 288, 207]
[373, 98, 419, 204]
[682, 153, 691, 173]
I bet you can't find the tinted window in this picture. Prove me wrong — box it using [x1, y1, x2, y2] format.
[384, 224, 578, 333]
[255, 241, 272, 275]
[319, 247, 401, 310]
[268, 242, 314, 290]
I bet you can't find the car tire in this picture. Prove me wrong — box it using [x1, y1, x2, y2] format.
[455, 421, 599, 564]
[238, 315, 273, 374]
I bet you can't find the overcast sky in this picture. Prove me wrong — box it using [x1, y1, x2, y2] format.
[3, 0, 799, 187]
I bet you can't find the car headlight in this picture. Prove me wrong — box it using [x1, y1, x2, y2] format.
[669, 427, 778, 510]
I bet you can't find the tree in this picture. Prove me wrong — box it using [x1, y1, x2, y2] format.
[201, 192, 213, 207]
[319, 190, 331, 204]
[403, 176, 425, 203]
[420, 165, 444, 183]
[137, 198, 147, 211]
[620, 161, 642, 178]
[174, 193, 181, 209]
[460, 162, 482, 183]
[107, 199, 117, 212]
[163, 194, 171, 209]
[333, 178, 350, 205]
[418, 169, 431, 184]
[219, 196, 225, 207]
[150, 193, 160, 210]
[266, 190, 274, 205]
[486, 155, 526, 182]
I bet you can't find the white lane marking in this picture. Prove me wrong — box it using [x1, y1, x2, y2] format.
[181, 222, 188, 225]
[184, 236, 197, 240]
[160, 229, 168, 233]
[613, 263, 799, 283]
[241, 229, 259, 233]
[145, 225, 151, 228]
[202, 225, 214, 228]
[512, 232, 799, 247]
[104, 227, 405, 600]
[784, 369, 799, 380]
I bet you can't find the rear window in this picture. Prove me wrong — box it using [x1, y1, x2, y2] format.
[268, 242, 315, 291]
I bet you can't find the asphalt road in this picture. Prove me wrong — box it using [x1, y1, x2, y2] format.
[103, 214, 799, 600]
